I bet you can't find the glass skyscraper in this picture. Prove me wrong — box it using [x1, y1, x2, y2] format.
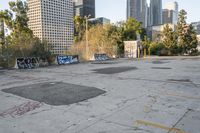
[74, 0, 95, 18]
[127, 0, 147, 28]
[150, 0, 162, 26]
[163, 1, 178, 24]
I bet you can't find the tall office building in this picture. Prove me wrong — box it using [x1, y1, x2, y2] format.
[27, 0, 74, 55]
[191, 21, 200, 34]
[74, 0, 95, 18]
[163, 1, 178, 24]
[89, 17, 110, 25]
[164, 1, 178, 13]
[127, 0, 147, 28]
[150, 0, 162, 26]
[147, 6, 151, 27]
[162, 9, 177, 24]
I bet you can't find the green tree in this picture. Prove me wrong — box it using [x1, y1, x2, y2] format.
[73, 16, 86, 42]
[161, 24, 178, 55]
[0, 10, 13, 54]
[121, 18, 142, 41]
[31, 39, 52, 59]
[67, 24, 121, 60]
[185, 24, 198, 55]
[9, 0, 29, 30]
[0, 0, 52, 67]
[114, 18, 144, 56]
[176, 9, 198, 55]
[103, 24, 122, 56]
[176, 9, 187, 54]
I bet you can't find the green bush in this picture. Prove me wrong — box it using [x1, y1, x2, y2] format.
[149, 42, 165, 55]
[0, 57, 16, 68]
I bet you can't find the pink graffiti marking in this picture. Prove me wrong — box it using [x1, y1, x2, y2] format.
[0, 101, 43, 118]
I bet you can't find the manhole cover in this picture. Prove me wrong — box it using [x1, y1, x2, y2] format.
[93, 66, 137, 74]
[151, 67, 172, 70]
[2, 82, 106, 106]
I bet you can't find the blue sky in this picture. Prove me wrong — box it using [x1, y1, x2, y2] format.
[1, 0, 200, 23]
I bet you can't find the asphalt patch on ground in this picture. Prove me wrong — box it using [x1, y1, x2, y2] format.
[91, 61, 118, 64]
[152, 60, 170, 64]
[168, 79, 192, 82]
[93, 66, 137, 74]
[151, 67, 172, 70]
[2, 82, 106, 106]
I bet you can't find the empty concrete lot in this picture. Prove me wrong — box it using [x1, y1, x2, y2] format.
[0, 57, 200, 133]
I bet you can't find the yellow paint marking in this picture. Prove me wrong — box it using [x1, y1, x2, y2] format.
[136, 120, 188, 133]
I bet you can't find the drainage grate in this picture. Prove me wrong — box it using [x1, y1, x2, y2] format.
[93, 66, 137, 74]
[2, 82, 106, 106]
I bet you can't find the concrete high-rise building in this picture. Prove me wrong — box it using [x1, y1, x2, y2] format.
[163, 1, 178, 24]
[164, 1, 178, 12]
[150, 0, 162, 26]
[27, 0, 74, 55]
[74, 0, 95, 18]
[127, 0, 147, 28]
[89, 17, 110, 25]
[147, 6, 151, 27]
[191, 21, 200, 34]
[162, 9, 177, 24]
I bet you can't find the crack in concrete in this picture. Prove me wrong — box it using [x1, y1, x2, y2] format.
[117, 77, 200, 87]
[167, 109, 192, 133]
[62, 94, 146, 133]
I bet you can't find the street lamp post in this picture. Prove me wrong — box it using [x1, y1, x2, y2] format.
[85, 15, 91, 60]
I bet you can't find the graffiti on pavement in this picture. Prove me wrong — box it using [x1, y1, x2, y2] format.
[0, 101, 42, 118]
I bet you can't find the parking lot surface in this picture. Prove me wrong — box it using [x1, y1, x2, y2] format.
[0, 57, 200, 133]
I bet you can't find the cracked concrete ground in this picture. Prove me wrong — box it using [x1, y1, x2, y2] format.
[0, 57, 200, 133]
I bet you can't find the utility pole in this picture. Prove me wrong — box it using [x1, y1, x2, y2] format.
[85, 15, 91, 60]
[0, 19, 3, 57]
[1, 20, 10, 68]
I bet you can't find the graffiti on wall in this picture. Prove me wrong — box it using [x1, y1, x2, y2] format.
[57, 55, 79, 65]
[94, 54, 109, 61]
[17, 58, 39, 69]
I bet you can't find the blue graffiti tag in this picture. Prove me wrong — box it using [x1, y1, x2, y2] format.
[57, 55, 79, 65]
[94, 54, 109, 61]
